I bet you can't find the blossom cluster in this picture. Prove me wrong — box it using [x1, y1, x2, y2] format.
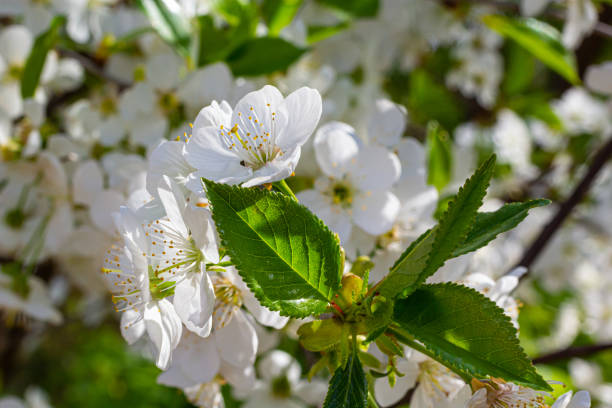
[1, 0, 611, 407]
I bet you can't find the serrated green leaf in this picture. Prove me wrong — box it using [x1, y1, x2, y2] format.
[483, 15, 580, 85]
[426, 121, 453, 192]
[378, 156, 496, 299]
[393, 283, 551, 391]
[137, 0, 191, 56]
[262, 0, 303, 36]
[227, 37, 307, 76]
[21, 16, 65, 99]
[324, 349, 368, 408]
[316, 0, 379, 17]
[453, 199, 550, 257]
[204, 180, 342, 318]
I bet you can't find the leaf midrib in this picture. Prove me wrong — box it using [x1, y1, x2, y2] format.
[212, 186, 331, 302]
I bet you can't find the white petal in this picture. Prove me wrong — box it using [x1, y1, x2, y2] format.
[552, 391, 573, 408]
[241, 147, 300, 187]
[121, 309, 145, 344]
[173, 273, 215, 338]
[258, 350, 301, 384]
[99, 116, 126, 146]
[374, 359, 419, 406]
[585, 62, 612, 95]
[215, 310, 258, 367]
[0, 81, 23, 118]
[568, 391, 591, 408]
[185, 126, 251, 183]
[157, 331, 220, 388]
[73, 160, 104, 206]
[193, 100, 233, 129]
[313, 121, 359, 179]
[177, 63, 233, 115]
[294, 379, 328, 406]
[520, 0, 551, 16]
[157, 175, 189, 238]
[278, 86, 322, 149]
[144, 299, 182, 370]
[562, 0, 598, 50]
[349, 145, 401, 192]
[146, 53, 182, 91]
[221, 361, 256, 390]
[90, 190, 125, 235]
[367, 99, 406, 147]
[353, 191, 400, 236]
[297, 189, 352, 242]
[0, 25, 33, 65]
[243, 290, 289, 329]
[184, 205, 219, 263]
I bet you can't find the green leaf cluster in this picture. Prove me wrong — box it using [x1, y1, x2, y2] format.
[204, 154, 552, 407]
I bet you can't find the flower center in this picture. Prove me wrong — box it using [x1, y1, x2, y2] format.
[328, 181, 354, 208]
[143, 219, 204, 278]
[377, 225, 401, 248]
[219, 104, 283, 170]
[271, 375, 292, 399]
[211, 274, 243, 328]
[5, 64, 22, 82]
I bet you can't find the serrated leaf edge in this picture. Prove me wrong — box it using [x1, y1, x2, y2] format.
[204, 179, 343, 318]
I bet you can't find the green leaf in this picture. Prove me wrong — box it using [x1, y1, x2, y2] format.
[507, 94, 563, 130]
[408, 69, 466, 130]
[316, 0, 379, 17]
[453, 199, 550, 257]
[204, 180, 343, 318]
[502, 41, 536, 96]
[298, 319, 344, 351]
[196, 10, 256, 66]
[393, 283, 551, 391]
[307, 21, 351, 43]
[378, 155, 496, 298]
[21, 16, 65, 99]
[137, 0, 191, 56]
[227, 37, 307, 76]
[323, 349, 368, 408]
[426, 121, 453, 192]
[197, 0, 258, 66]
[483, 15, 580, 85]
[262, 0, 303, 36]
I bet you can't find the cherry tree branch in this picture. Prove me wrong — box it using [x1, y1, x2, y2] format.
[56, 48, 132, 89]
[533, 342, 612, 365]
[511, 136, 612, 279]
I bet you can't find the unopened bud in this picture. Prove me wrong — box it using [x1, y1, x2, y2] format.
[338, 273, 364, 309]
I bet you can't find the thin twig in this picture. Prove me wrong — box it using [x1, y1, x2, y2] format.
[512, 136, 612, 278]
[533, 342, 612, 365]
[57, 48, 132, 90]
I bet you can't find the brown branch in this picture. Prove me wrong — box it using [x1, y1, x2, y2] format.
[56, 48, 131, 90]
[533, 342, 612, 365]
[512, 136, 612, 278]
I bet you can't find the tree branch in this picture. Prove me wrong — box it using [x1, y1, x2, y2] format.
[533, 342, 612, 365]
[512, 136, 612, 278]
[57, 48, 131, 90]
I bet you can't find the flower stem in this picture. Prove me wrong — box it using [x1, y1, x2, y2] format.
[273, 179, 298, 201]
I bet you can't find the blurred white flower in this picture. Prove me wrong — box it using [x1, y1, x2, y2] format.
[298, 121, 401, 243]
